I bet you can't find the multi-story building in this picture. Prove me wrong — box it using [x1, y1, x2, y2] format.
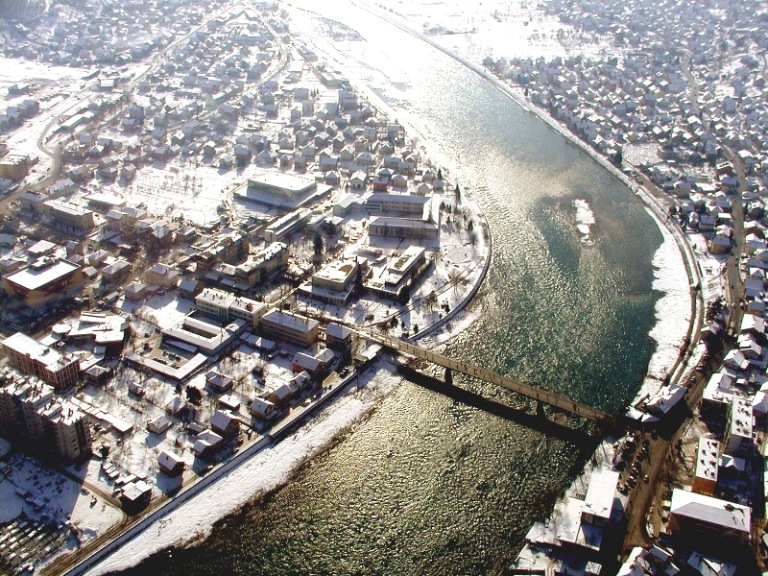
[313, 260, 359, 292]
[2, 332, 80, 389]
[366, 246, 429, 300]
[192, 231, 250, 269]
[261, 309, 319, 347]
[668, 489, 751, 545]
[143, 262, 180, 288]
[264, 209, 311, 243]
[44, 200, 95, 232]
[301, 259, 360, 306]
[195, 288, 266, 329]
[368, 217, 439, 240]
[2, 258, 84, 309]
[234, 242, 288, 287]
[162, 316, 247, 356]
[724, 397, 753, 457]
[0, 373, 91, 462]
[692, 438, 720, 496]
[247, 172, 317, 202]
[366, 193, 430, 216]
[0, 154, 29, 180]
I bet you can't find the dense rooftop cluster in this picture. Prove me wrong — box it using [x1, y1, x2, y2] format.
[1, 0, 232, 66]
[0, 1, 491, 572]
[478, 0, 768, 573]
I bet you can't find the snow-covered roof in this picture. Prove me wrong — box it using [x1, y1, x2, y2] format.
[670, 489, 750, 533]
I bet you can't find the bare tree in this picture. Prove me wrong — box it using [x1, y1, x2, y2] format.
[425, 290, 437, 312]
[448, 268, 462, 295]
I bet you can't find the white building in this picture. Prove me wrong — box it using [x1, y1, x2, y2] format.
[2, 332, 80, 389]
[195, 288, 266, 328]
[668, 489, 751, 544]
[261, 309, 319, 347]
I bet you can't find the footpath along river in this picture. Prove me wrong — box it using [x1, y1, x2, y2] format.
[114, 1, 684, 574]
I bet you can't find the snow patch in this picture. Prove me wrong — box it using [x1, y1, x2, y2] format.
[640, 214, 692, 400]
[573, 198, 595, 245]
[85, 366, 403, 575]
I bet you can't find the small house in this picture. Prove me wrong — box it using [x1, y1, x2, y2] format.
[267, 383, 295, 407]
[249, 397, 276, 419]
[157, 450, 185, 477]
[165, 396, 190, 418]
[120, 480, 152, 513]
[147, 415, 173, 435]
[206, 371, 234, 392]
[210, 410, 240, 437]
[326, 322, 353, 349]
[193, 429, 224, 460]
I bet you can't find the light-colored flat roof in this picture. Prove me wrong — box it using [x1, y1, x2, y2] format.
[389, 246, 426, 274]
[45, 199, 92, 217]
[249, 172, 316, 193]
[163, 317, 246, 355]
[262, 309, 319, 333]
[582, 469, 620, 521]
[370, 216, 438, 230]
[6, 259, 80, 291]
[0, 154, 28, 164]
[125, 351, 207, 382]
[314, 260, 356, 285]
[670, 488, 750, 533]
[27, 240, 57, 256]
[86, 193, 126, 208]
[695, 438, 720, 483]
[729, 396, 753, 439]
[368, 193, 430, 204]
[197, 287, 264, 317]
[2, 332, 76, 372]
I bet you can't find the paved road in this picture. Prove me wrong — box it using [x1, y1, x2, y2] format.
[621, 50, 731, 550]
[681, 47, 745, 334]
[623, 356, 711, 549]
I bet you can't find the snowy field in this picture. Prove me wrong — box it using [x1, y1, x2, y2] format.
[371, 0, 617, 61]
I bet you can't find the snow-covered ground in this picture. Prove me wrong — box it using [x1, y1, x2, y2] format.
[0, 454, 124, 560]
[85, 362, 402, 575]
[0, 0, 710, 572]
[641, 216, 693, 397]
[366, 0, 616, 61]
[512, 435, 624, 572]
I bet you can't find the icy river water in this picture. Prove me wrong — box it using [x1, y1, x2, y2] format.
[115, 2, 673, 574]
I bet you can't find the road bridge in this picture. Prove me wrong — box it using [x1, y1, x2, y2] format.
[357, 331, 614, 423]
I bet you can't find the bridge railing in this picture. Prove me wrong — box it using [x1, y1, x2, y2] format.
[358, 331, 612, 422]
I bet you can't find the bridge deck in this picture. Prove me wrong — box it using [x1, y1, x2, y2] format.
[359, 331, 613, 422]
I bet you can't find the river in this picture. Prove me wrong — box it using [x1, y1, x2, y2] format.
[113, 1, 670, 574]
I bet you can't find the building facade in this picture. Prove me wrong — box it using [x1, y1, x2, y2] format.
[195, 288, 266, 328]
[3, 259, 84, 309]
[0, 372, 91, 462]
[261, 309, 319, 347]
[2, 332, 80, 389]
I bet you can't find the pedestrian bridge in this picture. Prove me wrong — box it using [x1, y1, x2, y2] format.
[356, 331, 614, 423]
